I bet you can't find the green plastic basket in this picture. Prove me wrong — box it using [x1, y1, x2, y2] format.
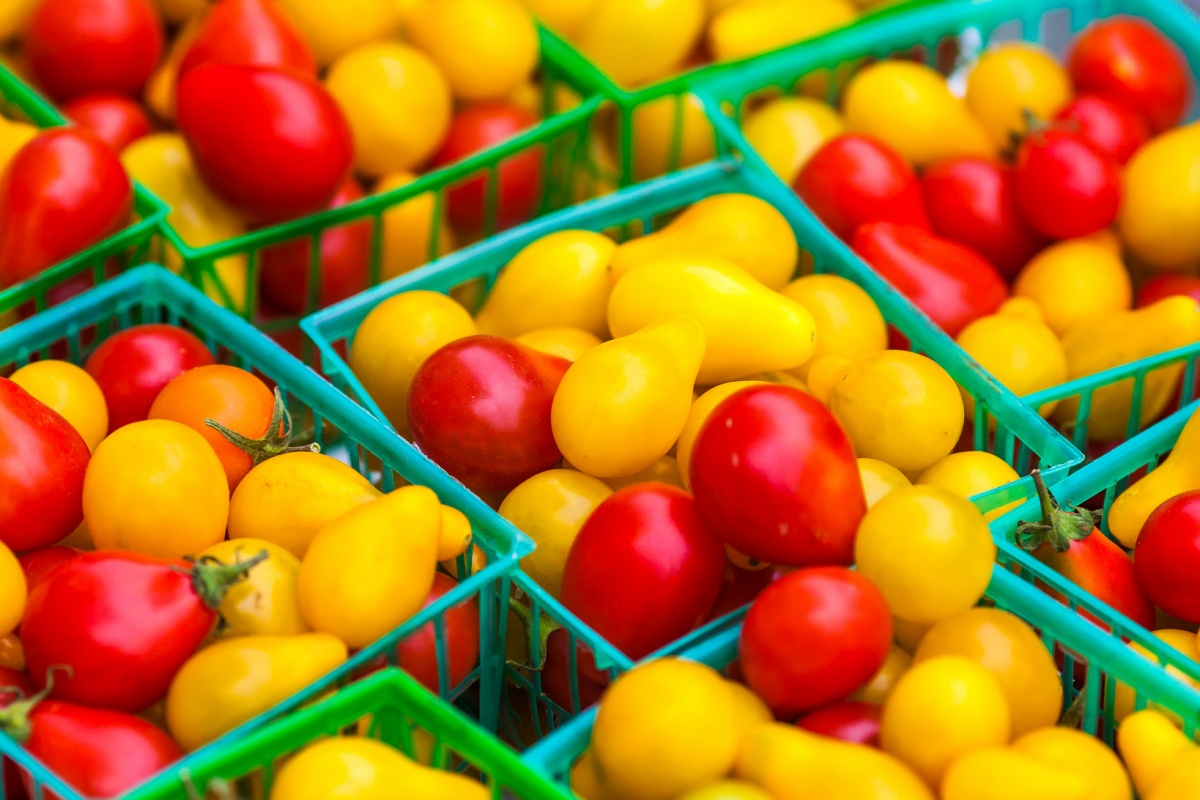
[0, 265, 531, 800]
[0, 64, 168, 319]
[302, 156, 1080, 746]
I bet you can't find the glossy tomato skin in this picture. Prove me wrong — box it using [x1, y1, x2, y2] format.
[62, 94, 154, 153]
[178, 0, 316, 79]
[0, 379, 90, 553]
[794, 134, 930, 241]
[21, 551, 219, 712]
[259, 176, 370, 313]
[0, 129, 134, 288]
[740, 567, 892, 718]
[17, 547, 81, 594]
[1068, 16, 1190, 132]
[560, 484, 726, 661]
[1137, 274, 1200, 308]
[84, 324, 215, 430]
[1053, 93, 1151, 166]
[429, 102, 541, 233]
[796, 701, 883, 747]
[395, 573, 480, 695]
[1134, 491, 1200, 623]
[25, 0, 164, 102]
[176, 64, 353, 223]
[408, 336, 569, 494]
[921, 158, 1046, 279]
[1015, 129, 1121, 240]
[852, 222, 1008, 337]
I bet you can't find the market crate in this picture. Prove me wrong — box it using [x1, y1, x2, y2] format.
[0, 266, 529, 800]
[302, 157, 1081, 746]
[0, 65, 167, 320]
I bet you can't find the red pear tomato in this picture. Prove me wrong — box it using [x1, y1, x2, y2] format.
[1134, 490, 1200, 624]
[17, 547, 81, 594]
[1053, 93, 1151, 166]
[796, 701, 882, 747]
[62, 94, 154, 153]
[1014, 129, 1121, 240]
[395, 573, 480, 695]
[178, 0, 316, 78]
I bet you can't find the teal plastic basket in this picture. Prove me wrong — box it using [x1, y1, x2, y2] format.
[0, 266, 530, 800]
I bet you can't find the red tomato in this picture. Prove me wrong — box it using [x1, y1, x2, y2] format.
[794, 134, 930, 241]
[24, 0, 163, 103]
[541, 628, 608, 713]
[178, 0, 316, 78]
[62, 94, 154, 153]
[796, 701, 882, 747]
[396, 573, 480, 695]
[176, 64, 353, 223]
[1068, 16, 1190, 132]
[1137, 274, 1200, 308]
[429, 102, 542, 234]
[852, 222, 1008, 338]
[921, 158, 1046, 279]
[560, 484, 726, 661]
[407, 336, 569, 494]
[740, 567, 892, 718]
[258, 177, 371, 313]
[1014, 129, 1121, 240]
[0, 379, 90, 553]
[1134, 490, 1200, 623]
[21, 550, 259, 712]
[0, 129, 134, 288]
[691, 385, 864, 567]
[1053, 93, 1151, 166]
[17, 547, 81, 594]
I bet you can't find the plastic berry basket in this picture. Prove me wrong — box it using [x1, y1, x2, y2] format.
[0, 265, 530, 800]
[0, 64, 168, 319]
[302, 156, 1080, 746]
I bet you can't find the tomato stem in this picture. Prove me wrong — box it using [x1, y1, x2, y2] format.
[1016, 470, 1101, 553]
[204, 386, 320, 467]
[0, 665, 71, 743]
[186, 550, 269, 610]
[506, 596, 560, 672]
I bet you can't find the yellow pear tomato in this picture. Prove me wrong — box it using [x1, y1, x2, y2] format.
[199, 539, 309, 638]
[740, 96, 843, 183]
[781, 273, 886, 379]
[1013, 238, 1132, 337]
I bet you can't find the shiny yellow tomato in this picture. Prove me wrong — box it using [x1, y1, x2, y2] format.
[10, 360, 108, 452]
[855, 486, 995, 624]
[277, 0, 399, 66]
[0, 118, 35, 173]
[1013, 238, 1132, 337]
[942, 747, 1091, 800]
[630, 93, 715, 180]
[857, 458, 911, 509]
[515, 327, 603, 362]
[965, 44, 1072, 149]
[740, 97, 843, 183]
[676, 381, 768, 489]
[573, 0, 705, 88]
[1114, 629, 1200, 722]
[880, 655, 1012, 785]
[437, 505, 472, 562]
[199, 539, 308, 638]
[852, 643, 911, 704]
[1012, 727, 1132, 800]
[727, 678, 772, 735]
[520, 0, 598, 37]
[0, 541, 25, 636]
[916, 451, 1021, 521]
[376, 172, 457, 281]
[1119, 125, 1200, 272]
[781, 274, 886, 380]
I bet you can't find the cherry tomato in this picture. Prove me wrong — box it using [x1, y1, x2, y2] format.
[395, 572, 480, 695]
[1068, 16, 1190, 132]
[794, 134, 930, 241]
[17, 547, 80, 594]
[1014, 129, 1121, 240]
[0, 542, 24, 637]
[62, 93, 154, 153]
[740, 567, 892, 718]
[796, 701, 883, 747]
[1136, 274, 1200, 309]
[178, 0, 316, 79]
[84, 324, 215, 430]
[1134, 490, 1200, 624]
[1053, 93, 1151, 166]
[429, 101, 542, 234]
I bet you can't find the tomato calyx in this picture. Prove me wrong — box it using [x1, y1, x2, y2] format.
[0, 665, 70, 743]
[507, 596, 560, 672]
[1017, 470, 1102, 554]
[180, 550, 269, 610]
[205, 386, 320, 467]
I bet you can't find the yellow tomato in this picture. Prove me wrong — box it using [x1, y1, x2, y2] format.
[708, 0, 857, 63]
[1119, 125, 1200, 271]
[941, 747, 1091, 800]
[515, 327, 602, 362]
[0, 541, 25, 636]
[676, 381, 768, 489]
[804, 355, 850, 406]
[0, 118, 35, 172]
[1114, 629, 1200, 722]
[601, 455, 684, 491]
[326, 42, 452, 177]
[376, 172, 457, 280]
[916, 451, 1020, 521]
[437, 505, 472, 562]
[741, 97, 843, 183]
[1012, 728, 1133, 800]
[1013, 238, 1132, 337]
[10, 360, 108, 452]
[965, 44, 1072, 149]
[857, 457, 911, 509]
[83, 420, 229, 560]
[781, 274, 886, 379]
[727, 679, 772, 735]
[199, 539, 308, 637]
[629, 93, 716, 180]
[855, 486, 995, 624]
[880, 655, 1012, 785]
[348, 290, 477, 436]
[573, 0, 705, 88]
[278, 0, 398, 66]
[499, 469, 612, 599]
[852, 643, 911, 704]
[520, 0, 597, 37]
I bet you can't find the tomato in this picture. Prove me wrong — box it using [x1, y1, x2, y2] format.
[1134, 490, 1200, 623]
[541, 628, 608, 713]
[1014, 129, 1121, 240]
[176, 63, 353, 222]
[560, 485, 725, 660]
[408, 335, 569, 495]
[0, 666, 34, 800]
[62, 93, 153, 153]
[691, 385, 865, 567]
[198, 539, 306, 637]
[0, 542, 25, 637]
[1053, 94, 1151, 166]
[17, 546, 79, 596]
[259, 176, 371, 313]
[429, 101, 542, 234]
[21, 550, 262, 712]
[1119, 125, 1200, 272]
[707, 562, 785, 622]
[24, 0, 164, 102]
[796, 701, 882, 747]
[178, 0, 316, 79]
[0, 129, 134, 288]
[921, 158, 1046, 279]
[275, 0, 399, 67]
[964, 43, 1071, 146]
[1068, 16, 1190, 132]
[1013, 238, 1131, 337]
[0, 378, 91, 553]
[396, 573, 480, 695]
[794, 134, 929, 241]
[741, 567, 892, 718]
[1138, 275, 1200, 308]
[84, 323, 215, 430]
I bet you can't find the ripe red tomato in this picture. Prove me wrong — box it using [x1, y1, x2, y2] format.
[1014, 129, 1121, 240]
[407, 335, 569, 494]
[1052, 93, 1151, 166]
[560, 484, 726, 661]
[429, 102, 542, 234]
[0, 129, 134, 288]
[62, 94, 154, 153]
[1138, 274, 1200, 308]
[794, 134, 930, 241]
[1068, 16, 1190, 132]
[258, 177, 370, 313]
[0, 378, 91, 553]
[84, 324, 216, 430]
[17, 547, 81, 594]
[176, 63, 353, 223]
[178, 0, 316, 79]
[921, 157, 1046, 279]
[24, 0, 164, 102]
[395, 573, 480, 695]
[691, 385, 864, 567]
[1134, 490, 1200, 623]
[740, 567, 892, 718]
[796, 701, 882, 747]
